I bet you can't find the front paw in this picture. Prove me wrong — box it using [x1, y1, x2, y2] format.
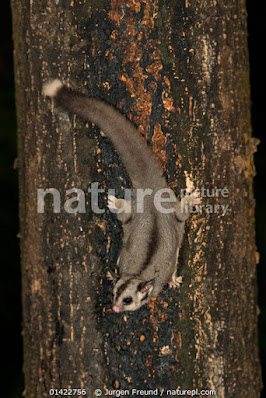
[168, 275, 183, 289]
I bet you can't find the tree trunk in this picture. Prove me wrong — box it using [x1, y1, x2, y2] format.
[11, 0, 262, 397]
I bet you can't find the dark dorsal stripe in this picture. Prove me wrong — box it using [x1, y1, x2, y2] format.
[116, 214, 159, 301]
[116, 278, 131, 300]
[142, 215, 158, 268]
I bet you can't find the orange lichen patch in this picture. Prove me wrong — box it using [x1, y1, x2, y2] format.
[109, 0, 175, 148]
[162, 76, 175, 113]
[119, 73, 137, 98]
[106, 235, 111, 254]
[158, 310, 169, 322]
[152, 122, 167, 167]
[163, 99, 175, 112]
[126, 41, 139, 63]
[146, 58, 163, 81]
[102, 81, 111, 90]
[132, 1, 142, 13]
[145, 354, 153, 368]
[94, 219, 107, 233]
[174, 331, 181, 364]
[148, 297, 159, 314]
[148, 81, 158, 93]
[146, 294, 172, 360]
[118, 69, 152, 137]
[162, 76, 175, 133]
[188, 95, 194, 119]
[108, 5, 125, 27]
[147, 300, 159, 349]
[171, 328, 182, 349]
[105, 50, 117, 61]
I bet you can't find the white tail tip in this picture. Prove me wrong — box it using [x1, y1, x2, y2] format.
[42, 79, 63, 98]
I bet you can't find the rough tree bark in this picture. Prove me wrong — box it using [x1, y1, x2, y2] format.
[11, 0, 262, 397]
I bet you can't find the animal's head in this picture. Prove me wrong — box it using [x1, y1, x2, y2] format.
[112, 277, 154, 312]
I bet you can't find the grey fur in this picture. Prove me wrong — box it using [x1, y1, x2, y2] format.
[43, 81, 200, 312]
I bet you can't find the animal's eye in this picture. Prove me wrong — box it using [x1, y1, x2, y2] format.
[123, 297, 133, 305]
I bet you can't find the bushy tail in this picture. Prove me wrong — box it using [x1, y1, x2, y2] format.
[43, 80, 165, 189]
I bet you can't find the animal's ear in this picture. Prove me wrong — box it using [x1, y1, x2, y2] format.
[138, 280, 154, 294]
[107, 194, 132, 224]
[107, 270, 120, 283]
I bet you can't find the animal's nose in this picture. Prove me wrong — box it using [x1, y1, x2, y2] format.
[113, 305, 122, 313]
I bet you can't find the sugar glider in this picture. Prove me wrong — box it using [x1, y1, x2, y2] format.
[43, 79, 200, 312]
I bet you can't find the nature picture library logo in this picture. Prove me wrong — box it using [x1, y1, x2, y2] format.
[37, 184, 230, 216]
